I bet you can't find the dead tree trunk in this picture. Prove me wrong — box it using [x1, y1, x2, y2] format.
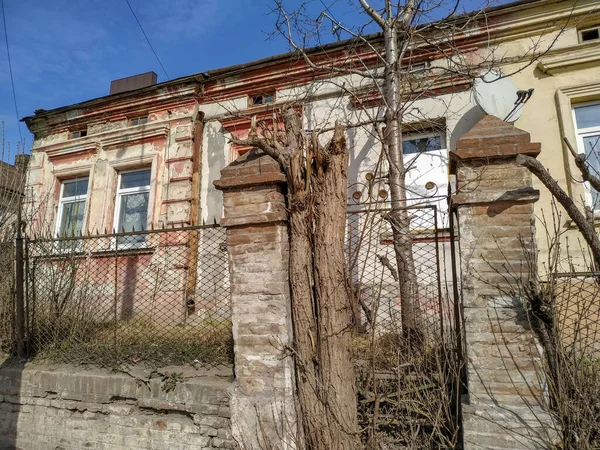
[231, 107, 360, 450]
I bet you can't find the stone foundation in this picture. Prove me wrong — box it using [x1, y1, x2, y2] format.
[0, 360, 233, 450]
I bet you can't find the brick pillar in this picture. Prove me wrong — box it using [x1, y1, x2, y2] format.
[214, 149, 298, 450]
[451, 116, 555, 449]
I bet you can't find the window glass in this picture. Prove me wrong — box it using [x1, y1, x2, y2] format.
[56, 177, 88, 239]
[115, 170, 151, 247]
[402, 135, 442, 154]
[58, 201, 85, 237]
[583, 134, 600, 207]
[63, 178, 89, 198]
[118, 192, 149, 233]
[574, 103, 600, 129]
[120, 170, 151, 189]
[574, 102, 600, 209]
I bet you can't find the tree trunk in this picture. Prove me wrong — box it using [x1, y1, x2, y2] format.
[280, 110, 360, 450]
[383, 25, 422, 340]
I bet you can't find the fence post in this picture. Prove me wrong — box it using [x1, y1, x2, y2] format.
[14, 198, 25, 358]
[214, 149, 298, 450]
[451, 115, 555, 449]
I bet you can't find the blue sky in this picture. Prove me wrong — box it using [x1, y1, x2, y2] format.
[0, 0, 499, 162]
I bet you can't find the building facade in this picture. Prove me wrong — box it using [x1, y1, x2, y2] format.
[22, 0, 600, 269]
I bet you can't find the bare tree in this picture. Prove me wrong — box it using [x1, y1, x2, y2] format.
[211, 1, 578, 447]
[269, 0, 569, 338]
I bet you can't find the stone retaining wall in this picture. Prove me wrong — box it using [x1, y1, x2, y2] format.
[0, 361, 234, 450]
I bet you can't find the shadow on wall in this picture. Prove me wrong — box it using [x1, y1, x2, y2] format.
[450, 105, 485, 150]
[0, 357, 24, 450]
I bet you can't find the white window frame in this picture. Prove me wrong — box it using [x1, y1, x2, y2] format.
[578, 26, 600, 44]
[55, 178, 89, 239]
[572, 100, 600, 211]
[113, 168, 151, 249]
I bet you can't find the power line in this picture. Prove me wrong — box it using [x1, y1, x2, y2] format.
[124, 0, 170, 81]
[1, 0, 23, 144]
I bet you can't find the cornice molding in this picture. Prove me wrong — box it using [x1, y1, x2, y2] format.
[101, 124, 169, 149]
[38, 123, 169, 156]
[46, 142, 101, 160]
[537, 42, 600, 75]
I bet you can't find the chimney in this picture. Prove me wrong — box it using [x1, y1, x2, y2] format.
[109, 72, 158, 95]
[15, 154, 30, 173]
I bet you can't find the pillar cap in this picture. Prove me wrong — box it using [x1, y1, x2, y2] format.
[451, 115, 541, 164]
[214, 148, 286, 191]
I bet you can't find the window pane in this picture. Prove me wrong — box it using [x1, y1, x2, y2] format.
[118, 192, 149, 232]
[58, 200, 85, 237]
[139, 117, 148, 124]
[402, 135, 442, 155]
[62, 178, 88, 198]
[575, 103, 600, 129]
[120, 170, 151, 189]
[584, 134, 600, 208]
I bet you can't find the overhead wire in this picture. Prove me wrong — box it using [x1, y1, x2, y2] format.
[124, 0, 170, 81]
[1, 0, 23, 145]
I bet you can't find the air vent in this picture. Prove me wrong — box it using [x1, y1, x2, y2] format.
[579, 26, 600, 43]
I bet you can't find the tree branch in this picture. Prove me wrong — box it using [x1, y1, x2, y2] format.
[358, 0, 386, 28]
[564, 137, 600, 193]
[516, 154, 600, 269]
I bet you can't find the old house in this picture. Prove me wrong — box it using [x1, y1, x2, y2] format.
[19, 0, 600, 332]
[0, 0, 597, 448]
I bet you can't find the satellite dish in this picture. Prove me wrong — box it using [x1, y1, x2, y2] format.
[473, 71, 524, 123]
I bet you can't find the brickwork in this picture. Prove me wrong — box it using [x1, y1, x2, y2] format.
[214, 149, 298, 450]
[452, 116, 556, 449]
[0, 360, 233, 450]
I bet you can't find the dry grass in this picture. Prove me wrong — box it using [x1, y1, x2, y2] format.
[30, 316, 233, 367]
[354, 332, 460, 449]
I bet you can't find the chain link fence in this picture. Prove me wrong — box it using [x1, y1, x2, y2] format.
[24, 225, 232, 367]
[346, 204, 461, 447]
[553, 272, 600, 361]
[346, 205, 453, 346]
[0, 241, 15, 354]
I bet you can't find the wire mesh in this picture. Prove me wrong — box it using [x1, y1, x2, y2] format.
[0, 241, 15, 353]
[347, 204, 461, 447]
[346, 205, 450, 347]
[25, 225, 232, 367]
[554, 273, 600, 359]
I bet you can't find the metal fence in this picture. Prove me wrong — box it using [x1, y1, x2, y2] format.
[0, 242, 15, 353]
[24, 225, 232, 367]
[553, 272, 600, 359]
[347, 202, 462, 447]
[346, 204, 454, 347]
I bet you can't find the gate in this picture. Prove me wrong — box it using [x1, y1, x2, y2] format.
[347, 184, 463, 447]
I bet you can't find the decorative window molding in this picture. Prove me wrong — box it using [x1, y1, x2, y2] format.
[55, 177, 89, 251]
[555, 81, 600, 198]
[113, 169, 152, 249]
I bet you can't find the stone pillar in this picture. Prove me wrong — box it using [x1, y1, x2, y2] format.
[214, 149, 298, 450]
[451, 116, 555, 449]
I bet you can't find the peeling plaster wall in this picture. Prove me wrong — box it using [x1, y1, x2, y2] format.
[201, 121, 229, 224]
[0, 361, 234, 450]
